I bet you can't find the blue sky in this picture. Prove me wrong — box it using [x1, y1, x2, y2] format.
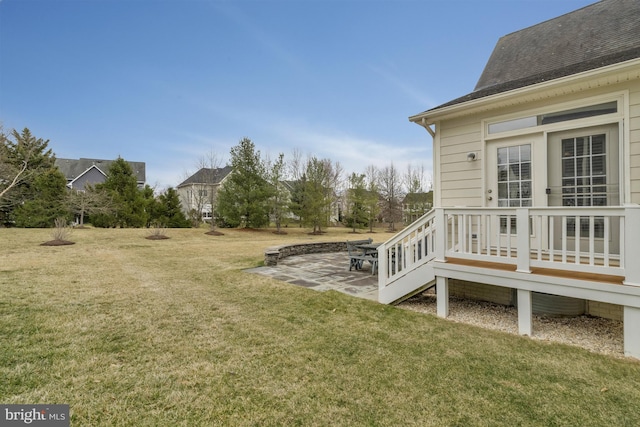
[1, 0, 596, 190]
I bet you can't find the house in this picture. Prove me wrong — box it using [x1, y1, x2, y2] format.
[55, 158, 146, 190]
[402, 192, 433, 224]
[378, 0, 640, 358]
[176, 166, 232, 221]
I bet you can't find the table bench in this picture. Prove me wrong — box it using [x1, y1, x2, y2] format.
[347, 239, 379, 274]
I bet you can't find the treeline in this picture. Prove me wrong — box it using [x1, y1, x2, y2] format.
[0, 128, 189, 228]
[1, 128, 430, 230]
[211, 137, 431, 233]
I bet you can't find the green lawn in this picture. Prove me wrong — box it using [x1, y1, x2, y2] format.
[1, 227, 640, 426]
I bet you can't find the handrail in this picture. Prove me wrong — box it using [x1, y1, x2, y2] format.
[379, 205, 640, 301]
[378, 209, 437, 290]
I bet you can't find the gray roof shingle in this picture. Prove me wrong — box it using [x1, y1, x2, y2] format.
[55, 158, 146, 183]
[177, 166, 233, 187]
[423, 0, 640, 113]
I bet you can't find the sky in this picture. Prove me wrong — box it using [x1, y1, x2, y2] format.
[0, 0, 597, 191]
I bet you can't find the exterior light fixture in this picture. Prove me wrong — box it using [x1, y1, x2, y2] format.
[467, 152, 477, 162]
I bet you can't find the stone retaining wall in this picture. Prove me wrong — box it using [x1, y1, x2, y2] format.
[264, 241, 347, 266]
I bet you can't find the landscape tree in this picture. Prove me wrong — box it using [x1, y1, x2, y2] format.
[216, 137, 272, 228]
[155, 187, 190, 228]
[1, 127, 67, 226]
[66, 184, 114, 227]
[378, 162, 403, 231]
[92, 157, 148, 227]
[364, 165, 381, 232]
[288, 175, 306, 226]
[13, 168, 69, 227]
[345, 172, 368, 232]
[267, 153, 289, 233]
[300, 157, 333, 234]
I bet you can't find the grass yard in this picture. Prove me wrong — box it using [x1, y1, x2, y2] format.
[2, 226, 640, 426]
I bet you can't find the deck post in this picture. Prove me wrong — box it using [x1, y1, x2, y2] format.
[516, 208, 531, 273]
[517, 289, 533, 336]
[624, 306, 640, 359]
[623, 205, 640, 286]
[435, 208, 447, 262]
[436, 276, 449, 318]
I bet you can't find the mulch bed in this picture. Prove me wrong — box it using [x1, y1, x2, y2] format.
[205, 230, 225, 236]
[146, 235, 170, 240]
[40, 240, 75, 246]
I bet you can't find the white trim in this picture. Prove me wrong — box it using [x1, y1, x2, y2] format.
[482, 92, 627, 141]
[67, 164, 107, 189]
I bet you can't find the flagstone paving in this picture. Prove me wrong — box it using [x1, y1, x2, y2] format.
[246, 252, 378, 301]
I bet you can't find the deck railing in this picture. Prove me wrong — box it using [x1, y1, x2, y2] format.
[379, 205, 640, 298]
[378, 209, 437, 287]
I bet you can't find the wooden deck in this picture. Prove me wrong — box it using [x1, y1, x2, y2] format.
[445, 257, 625, 286]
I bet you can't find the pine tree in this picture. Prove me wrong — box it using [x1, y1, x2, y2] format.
[156, 187, 190, 228]
[93, 157, 147, 227]
[216, 138, 272, 228]
[1, 128, 67, 226]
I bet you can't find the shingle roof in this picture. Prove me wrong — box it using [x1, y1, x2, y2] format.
[424, 0, 640, 113]
[177, 166, 233, 187]
[55, 158, 146, 183]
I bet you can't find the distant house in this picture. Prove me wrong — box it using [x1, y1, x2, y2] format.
[378, 0, 640, 359]
[401, 192, 433, 224]
[176, 166, 233, 221]
[55, 158, 146, 190]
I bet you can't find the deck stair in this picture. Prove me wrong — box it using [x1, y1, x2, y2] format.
[378, 209, 437, 304]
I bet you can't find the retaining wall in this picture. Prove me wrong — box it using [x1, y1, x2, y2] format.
[264, 241, 347, 266]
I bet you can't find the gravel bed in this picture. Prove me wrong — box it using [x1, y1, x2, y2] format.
[399, 290, 625, 358]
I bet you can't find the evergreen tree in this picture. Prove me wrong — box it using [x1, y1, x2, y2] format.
[216, 138, 272, 228]
[288, 176, 307, 227]
[1, 128, 66, 226]
[93, 157, 147, 227]
[13, 168, 69, 227]
[301, 157, 332, 234]
[268, 153, 289, 233]
[345, 172, 368, 232]
[156, 187, 190, 228]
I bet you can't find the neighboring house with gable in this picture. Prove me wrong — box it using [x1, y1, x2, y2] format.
[402, 192, 433, 224]
[377, 0, 640, 358]
[176, 166, 233, 222]
[55, 158, 146, 190]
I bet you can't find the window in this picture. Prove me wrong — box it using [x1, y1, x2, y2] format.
[488, 101, 618, 135]
[497, 144, 532, 235]
[561, 134, 607, 238]
[497, 144, 532, 208]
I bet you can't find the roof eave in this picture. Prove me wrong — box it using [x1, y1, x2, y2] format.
[409, 57, 640, 126]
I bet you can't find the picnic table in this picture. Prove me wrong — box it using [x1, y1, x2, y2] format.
[347, 240, 381, 275]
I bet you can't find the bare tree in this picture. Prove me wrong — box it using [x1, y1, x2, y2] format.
[181, 151, 224, 228]
[378, 162, 403, 231]
[66, 184, 114, 227]
[364, 165, 381, 232]
[288, 147, 304, 180]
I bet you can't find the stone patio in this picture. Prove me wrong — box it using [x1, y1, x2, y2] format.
[246, 251, 378, 301]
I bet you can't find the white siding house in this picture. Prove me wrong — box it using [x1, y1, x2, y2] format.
[378, 0, 640, 358]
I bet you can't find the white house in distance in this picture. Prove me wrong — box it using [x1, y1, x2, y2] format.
[55, 158, 146, 190]
[176, 166, 233, 222]
[377, 0, 640, 358]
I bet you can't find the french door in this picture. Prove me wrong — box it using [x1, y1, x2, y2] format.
[486, 135, 545, 251]
[547, 124, 620, 254]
